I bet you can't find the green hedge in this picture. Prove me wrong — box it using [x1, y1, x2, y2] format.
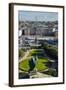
[43, 44, 58, 59]
[19, 48, 25, 58]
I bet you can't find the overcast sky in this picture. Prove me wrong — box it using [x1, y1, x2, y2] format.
[18, 10, 58, 21]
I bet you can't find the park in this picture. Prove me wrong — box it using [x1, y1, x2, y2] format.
[19, 41, 58, 79]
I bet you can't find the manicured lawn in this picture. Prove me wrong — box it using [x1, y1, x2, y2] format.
[19, 49, 49, 72]
[19, 57, 30, 71]
[19, 57, 49, 72]
[36, 58, 48, 71]
[28, 49, 46, 57]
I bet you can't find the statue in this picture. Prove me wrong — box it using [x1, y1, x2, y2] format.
[29, 55, 38, 73]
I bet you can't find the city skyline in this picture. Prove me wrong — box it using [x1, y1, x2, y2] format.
[18, 10, 58, 21]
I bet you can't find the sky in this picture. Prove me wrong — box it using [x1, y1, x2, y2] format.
[18, 10, 58, 21]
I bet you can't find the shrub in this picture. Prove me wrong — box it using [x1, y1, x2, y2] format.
[19, 49, 25, 58]
[43, 43, 58, 59]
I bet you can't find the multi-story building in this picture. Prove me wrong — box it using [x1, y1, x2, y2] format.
[18, 21, 58, 47]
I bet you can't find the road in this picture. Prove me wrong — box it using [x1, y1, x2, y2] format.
[30, 72, 52, 78]
[19, 49, 34, 62]
[19, 50, 30, 62]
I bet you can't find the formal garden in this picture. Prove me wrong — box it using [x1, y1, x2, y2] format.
[19, 43, 58, 79]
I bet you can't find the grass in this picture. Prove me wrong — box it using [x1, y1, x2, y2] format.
[28, 49, 46, 57]
[36, 58, 48, 71]
[19, 58, 48, 72]
[19, 58, 30, 71]
[19, 44, 58, 77]
[19, 49, 49, 72]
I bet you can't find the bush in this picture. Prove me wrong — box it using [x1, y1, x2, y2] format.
[44, 68, 58, 77]
[19, 49, 25, 58]
[43, 44, 58, 59]
[30, 46, 41, 49]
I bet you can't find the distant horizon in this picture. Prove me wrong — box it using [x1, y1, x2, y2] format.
[18, 10, 58, 22]
[19, 20, 58, 22]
